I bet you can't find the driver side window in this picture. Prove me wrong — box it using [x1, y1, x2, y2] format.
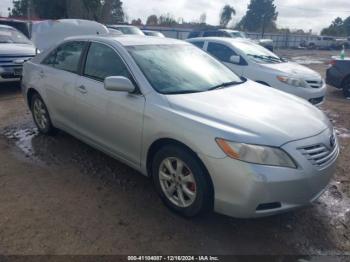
[84, 42, 131, 81]
[207, 42, 237, 63]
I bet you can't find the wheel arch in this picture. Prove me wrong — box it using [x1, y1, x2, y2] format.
[146, 138, 215, 197]
[27, 88, 41, 108]
[256, 81, 271, 86]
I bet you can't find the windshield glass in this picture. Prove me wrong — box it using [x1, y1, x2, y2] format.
[116, 27, 144, 35]
[0, 28, 31, 44]
[127, 44, 243, 94]
[234, 41, 283, 64]
[228, 31, 246, 38]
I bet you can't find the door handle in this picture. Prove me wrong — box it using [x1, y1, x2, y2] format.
[39, 70, 45, 78]
[77, 85, 87, 94]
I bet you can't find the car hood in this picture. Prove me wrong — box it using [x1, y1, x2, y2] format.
[166, 81, 330, 146]
[0, 43, 36, 56]
[260, 61, 321, 80]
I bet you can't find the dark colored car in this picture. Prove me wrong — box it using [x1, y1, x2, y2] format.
[326, 58, 350, 98]
[0, 19, 31, 38]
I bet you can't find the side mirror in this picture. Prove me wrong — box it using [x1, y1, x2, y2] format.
[229, 55, 241, 64]
[104, 76, 135, 93]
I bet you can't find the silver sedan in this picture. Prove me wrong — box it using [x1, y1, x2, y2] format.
[21, 35, 339, 218]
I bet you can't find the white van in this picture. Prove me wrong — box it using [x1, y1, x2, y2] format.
[31, 19, 109, 51]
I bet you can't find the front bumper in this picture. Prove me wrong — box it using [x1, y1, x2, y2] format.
[0, 66, 22, 83]
[201, 129, 339, 218]
[278, 82, 328, 105]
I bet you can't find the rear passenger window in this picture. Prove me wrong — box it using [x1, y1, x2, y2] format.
[53, 42, 85, 73]
[207, 42, 237, 63]
[191, 41, 205, 49]
[84, 42, 131, 81]
[203, 31, 219, 37]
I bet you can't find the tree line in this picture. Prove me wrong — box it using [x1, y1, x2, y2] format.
[321, 17, 350, 37]
[9, 0, 124, 24]
[142, 0, 278, 33]
[9, 0, 278, 32]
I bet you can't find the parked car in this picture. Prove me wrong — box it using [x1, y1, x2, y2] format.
[187, 37, 327, 105]
[107, 25, 144, 35]
[306, 36, 336, 50]
[0, 25, 36, 84]
[0, 18, 31, 38]
[31, 19, 109, 52]
[326, 57, 350, 98]
[22, 35, 338, 218]
[142, 30, 165, 37]
[188, 29, 274, 51]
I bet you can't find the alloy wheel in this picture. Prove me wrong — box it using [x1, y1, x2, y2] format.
[158, 157, 197, 208]
[33, 98, 49, 130]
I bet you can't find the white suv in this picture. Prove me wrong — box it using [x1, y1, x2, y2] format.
[187, 37, 327, 105]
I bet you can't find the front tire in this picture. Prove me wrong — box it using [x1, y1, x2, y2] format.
[152, 145, 213, 217]
[30, 94, 56, 134]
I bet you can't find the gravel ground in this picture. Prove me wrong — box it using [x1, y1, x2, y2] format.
[0, 50, 349, 258]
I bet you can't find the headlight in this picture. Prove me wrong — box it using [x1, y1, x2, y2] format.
[277, 76, 307, 88]
[216, 138, 297, 168]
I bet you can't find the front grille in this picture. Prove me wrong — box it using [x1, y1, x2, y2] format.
[298, 138, 339, 168]
[0, 54, 34, 67]
[306, 79, 323, 89]
[309, 96, 324, 105]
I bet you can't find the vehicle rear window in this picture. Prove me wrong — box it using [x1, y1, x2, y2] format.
[43, 41, 86, 74]
[191, 41, 205, 49]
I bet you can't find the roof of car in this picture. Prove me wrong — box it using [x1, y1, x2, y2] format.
[108, 25, 138, 28]
[187, 37, 252, 44]
[66, 34, 186, 46]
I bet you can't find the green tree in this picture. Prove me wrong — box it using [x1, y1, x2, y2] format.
[146, 14, 158, 25]
[131, 18, 142, 26]
[10, 0, 125, 23]
[321, 17, 345, 36]
[10, 0, 67, 19]
[219, 5, 236, 27]
[237, 0, 278, 33]
[158, 13, 177, 26]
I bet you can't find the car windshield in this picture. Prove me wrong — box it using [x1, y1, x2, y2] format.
[228, 31, 246, 38]
[0, 27, 32, 44]
[127, 44, 243, 94]
[234, 41, 283, 64]
[115, 27, 144, 35]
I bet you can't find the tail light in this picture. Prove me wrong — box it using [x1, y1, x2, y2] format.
[328, 60, 336, 66]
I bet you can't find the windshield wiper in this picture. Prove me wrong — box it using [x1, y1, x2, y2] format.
[248, 54, 281, 63]
[165, 90, 204, 95]
[208, 81, 242, 91]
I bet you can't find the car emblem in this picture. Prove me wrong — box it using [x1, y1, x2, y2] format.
[13, 59, 26, 64]
[330, 134, 336, 149]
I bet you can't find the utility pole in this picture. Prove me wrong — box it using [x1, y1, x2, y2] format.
[27, 0, 31, 20]
[261, 14, 266, 39]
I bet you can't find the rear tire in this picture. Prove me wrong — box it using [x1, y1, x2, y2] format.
[30, 94, 56, 135]
[152, 145, 213, 217]
[342, 78, 350, 98]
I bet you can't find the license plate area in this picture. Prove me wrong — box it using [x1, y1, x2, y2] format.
[14, 68, 22, 76]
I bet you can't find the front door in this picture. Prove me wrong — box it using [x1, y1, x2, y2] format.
[74, 42, 145, 166]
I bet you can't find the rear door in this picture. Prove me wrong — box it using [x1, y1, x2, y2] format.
[39, 41, 87, 131]
[74, 42, 145, 166]
[206, 41, 245, 75]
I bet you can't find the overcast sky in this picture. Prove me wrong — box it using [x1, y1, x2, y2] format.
[1, 0, 350, 33]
